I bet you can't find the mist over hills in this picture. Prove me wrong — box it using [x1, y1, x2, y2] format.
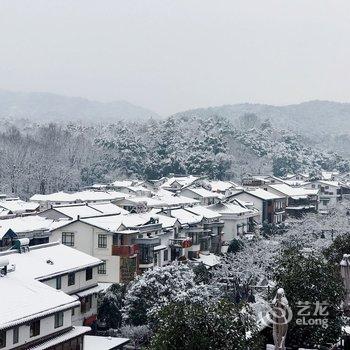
[1, 89, 350, 138]
[173, 100, 350, 135]
[0, 90, 160, 122]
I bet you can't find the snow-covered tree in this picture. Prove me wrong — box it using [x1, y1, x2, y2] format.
[122, 263, 220, 326]
[148, 300, 262, 350]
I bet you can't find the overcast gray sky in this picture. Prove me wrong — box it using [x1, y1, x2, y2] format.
[0, 0, 350, 115]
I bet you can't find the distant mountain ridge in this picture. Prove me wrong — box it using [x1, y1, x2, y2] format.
[173, 100, 350, 135]
[0, 90, 160, 122]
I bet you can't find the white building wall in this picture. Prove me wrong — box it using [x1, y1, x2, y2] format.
[50, 222, 120, 283]
[3, 309, 72, 350]
[233, 193, 263, 223]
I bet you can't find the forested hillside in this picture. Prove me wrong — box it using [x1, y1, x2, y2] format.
[174, 100, 350, 135]
[0, 90, 160, 122]
[0, 114, 347, 199]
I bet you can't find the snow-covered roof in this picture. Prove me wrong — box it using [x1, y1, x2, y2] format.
[206, 180, 238, 192]
[117, 196, 165, 208]
[155, 215, 179, 229]
[243, 189, 283, 200]
[80, 213, 160, 232]
[268, 184, 319, 198]
[88, 202, 129, 215]
[208, 202, 252, 215]
[283, 179, 309, 187]
[154, 191, 200, 206]
[0, 215, 54, 239]
[0, 275, 79, 330]
[84, 335, 129, 350]
[193, 253, 221, 268]
[186, 205, 221, 219]
[0, 241, 102, 281]
[166, 208, 202, 225]
[0, 199, 39, 214]
[49, 204, 104, 219]
[31, 326, 91, 350]
[182, 187, 219, 198]
[318, 180, 340, 188]
[30, 190, 126, 203]
[321, 171, 339, 180]
[111, 180, 134, 187]
[160, 175, 200, 189]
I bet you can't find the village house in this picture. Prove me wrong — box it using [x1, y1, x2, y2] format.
[202, 180, 240, 196]
[0, 198, 39, 218]
[159, 175, 204, 192]
[305, 180, 341, 213]
[0, 216, 54, 250]
[227, 188, 286, 225]
[49, 213, 167, 284]
[0, 240, 105, 350]
[180, 187, 221, 206]
[208, 201, 259, 245]
[265, 183, 319, 217]
[284, 173, 310, 182]
[242, 175, 286, 187]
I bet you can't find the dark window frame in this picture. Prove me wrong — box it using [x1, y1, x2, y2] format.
[68, 272, 75, 286]
[98, 234, 107, 248]
[56, 276, 62, 290]
[0, 330, 6, 349]
[30, 320, 40, 338]
[98, 261, 107, 275]
[62, 232, 74, 247]
[13, 327, 19, 344]
[54, 311, 64, 329]
[86, 267, 93, 281]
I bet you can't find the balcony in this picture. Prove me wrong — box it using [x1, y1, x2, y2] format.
[169, 237, 192, 248]
[112, 244, 139, 257]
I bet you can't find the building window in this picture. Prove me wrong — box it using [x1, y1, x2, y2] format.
[62, 232, 74, 247]
[81, 295, 92, 313]
[98, 261, 107, 275]
[163, 250, 169, 261]
[13, 327, 19, 344]
[68, 272, 75, 286]
[54, 311, 64, 328]
[98, 234, 107, 248]
[86, 267, 93, 281]
[72, 308, 75, 316]
[56, 276, 62, 290]
[30, 320, 40, 337]
[0, 330, 6, 348]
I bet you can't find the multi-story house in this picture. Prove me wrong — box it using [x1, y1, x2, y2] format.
[265, 183, 319, 217]
[242, 175, 285, 187]
[0, 239, 105, 350]
[158, 206, 223, 260]
[305, 180, 340, 213]
[1, 240, 103, 327]
[227, 188, 286, 225]
[208, 201, 259, 244]
[49, 213, 165, 284]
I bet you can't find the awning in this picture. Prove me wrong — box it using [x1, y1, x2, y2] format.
[154, 244, 167, 251]
[75, 284, 105, 298]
